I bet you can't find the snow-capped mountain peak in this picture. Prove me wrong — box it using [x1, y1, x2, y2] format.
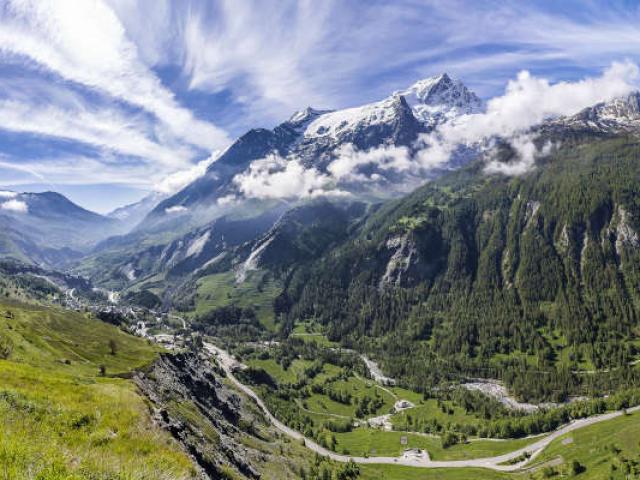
[546, 91, 640, 134]
[286, 107, 334, 132]
[575, 91, 640, 124]
[146, 73, 483, 228]
[303, 94, 410, 140]
[288, 107, 332, 124]
[396, 73, 484, 124]
[302, 73, 483, 140]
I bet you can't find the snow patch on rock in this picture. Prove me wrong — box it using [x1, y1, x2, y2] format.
[305, 96, 403, 141]
[396, 73, 484, 126]
[122, 263, 137, 281]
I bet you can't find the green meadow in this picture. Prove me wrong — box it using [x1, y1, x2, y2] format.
[0, 301, 195, 479]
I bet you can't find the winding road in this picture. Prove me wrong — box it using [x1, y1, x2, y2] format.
[203, 341, 640, 472]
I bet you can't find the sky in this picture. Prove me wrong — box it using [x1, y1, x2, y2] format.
[0, 0, 640, 213]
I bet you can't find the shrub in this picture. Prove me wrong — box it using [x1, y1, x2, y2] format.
[0, 334, 13, 359]
[569, 460, 585, 476]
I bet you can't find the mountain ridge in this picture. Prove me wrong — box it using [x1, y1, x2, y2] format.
[143, 73, 482, 231]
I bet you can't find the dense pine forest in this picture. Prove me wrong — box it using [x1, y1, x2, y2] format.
[275, 136, 640, 402]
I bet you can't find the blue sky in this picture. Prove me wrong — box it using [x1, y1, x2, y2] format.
[0, 0, 639, 212]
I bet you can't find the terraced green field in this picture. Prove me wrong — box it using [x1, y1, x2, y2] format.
[355, 410, 640, 479]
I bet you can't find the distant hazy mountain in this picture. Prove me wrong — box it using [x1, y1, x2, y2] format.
[0, 190, 124, 267]
[107, 192, 167, 231]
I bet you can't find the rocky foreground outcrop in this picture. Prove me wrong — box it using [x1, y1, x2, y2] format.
[135, 352, 263, 479]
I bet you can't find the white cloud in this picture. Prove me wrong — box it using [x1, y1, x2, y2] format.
[0, 0, 229, 150]
[0, 97, 193, 168]
[216, 194, 238, 206]
[105, 0, 176, 67]
[461, 61, 638, 140]
[154, 151, 222, 194]
[328, 144, 413, 181]
[388, 2, 640, 97]
[0, 198, 28, 213]
[231, 144, 421, 201]
[417, 61, 640, 175]
[182, 0, 338, 122]
[232, 153, 343, 200]
[0, 190, 17, 198]
[165, 205, 188, 214]
[484, 135, 553, 176]
[0, 156, 151, 188]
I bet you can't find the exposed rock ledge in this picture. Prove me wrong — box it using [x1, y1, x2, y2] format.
[135, 352, 262, 480]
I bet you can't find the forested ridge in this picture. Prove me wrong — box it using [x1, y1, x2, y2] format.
[278, 136, 640, 402]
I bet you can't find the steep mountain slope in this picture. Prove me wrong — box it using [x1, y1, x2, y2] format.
[277, 132, 640, 401]
[233, 200, 370, 278]
[80, 208, 287, 290]
[0, 301, 196, 478]
[80, 199, 371, 325]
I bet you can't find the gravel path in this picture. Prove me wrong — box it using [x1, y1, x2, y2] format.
[204, 341, 640, 471]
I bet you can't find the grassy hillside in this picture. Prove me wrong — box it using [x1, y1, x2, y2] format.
[528, 409, 640, 479]
[0, 300, 196, 479]
[193, 270, 282, 331]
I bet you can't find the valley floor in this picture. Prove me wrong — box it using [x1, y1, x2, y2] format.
[5, 295, 640, 480]
[204, 340, 640, 477]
